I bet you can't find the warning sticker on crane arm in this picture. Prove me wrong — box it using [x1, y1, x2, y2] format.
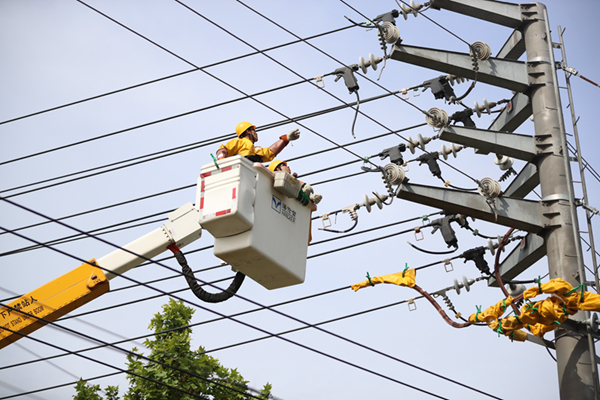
[271, 194, 296, 223]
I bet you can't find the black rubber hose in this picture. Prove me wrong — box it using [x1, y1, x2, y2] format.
[173, 250, 245, 303]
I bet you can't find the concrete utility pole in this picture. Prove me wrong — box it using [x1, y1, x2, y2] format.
[525, 4, 595, 399]
[387, 1, 598, 398]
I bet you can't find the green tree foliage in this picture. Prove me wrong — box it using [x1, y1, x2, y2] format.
[73, 298, 272, 400]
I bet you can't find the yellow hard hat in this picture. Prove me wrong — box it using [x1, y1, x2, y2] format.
[268, 160, 286, 172]
[236, 121, 256, 137]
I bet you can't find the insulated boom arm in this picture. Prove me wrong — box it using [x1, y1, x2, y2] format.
[0, 202, 202, 350]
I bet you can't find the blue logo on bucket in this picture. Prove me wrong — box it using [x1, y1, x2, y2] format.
[271, 195, 282, 213]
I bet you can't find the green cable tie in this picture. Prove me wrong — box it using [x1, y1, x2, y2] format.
[564, 284, 582, 296]
[496, 320, 503, 337]
[515, 315, 522, 325]
[536, 275, 542, 294]
[472, 229, 479, 236]
[362, 156, 371, 166]
[421, 215, 430, 225]
[366, 272, 374, 287]
[501, 298, 507, 313]
[524, 303, 538, 315]
[552, 320, 561, 326]
[562, 305, 568, 316]
[475, 305, 482, 323]
[402, 263, 409, 278]
[210, 153, 220, 170]
[509, 332, 515, 343]
[564, 283, 586, 303]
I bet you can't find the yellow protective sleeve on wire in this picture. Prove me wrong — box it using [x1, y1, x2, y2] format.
[519, 297, 570, 332]
[487, 320, 528, 342]
[468, 296, 513, 323]
[351, 269, 416, 292]
[473, 278, 600, 340]
[522, 278, 600, 311]
[579, 291, 600, 311]
[522, 278, 579, 306]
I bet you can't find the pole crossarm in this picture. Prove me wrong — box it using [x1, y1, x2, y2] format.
[502, 163, 539, 199]
[389, 44, 529, 92]
[439, 126, 537, 161]
[488, 92, 531, 133]
[396, 182, 545, 233]
[430, 0, 523, 28]
[488, 232, 546, 287]
[496, 29, 525, 60]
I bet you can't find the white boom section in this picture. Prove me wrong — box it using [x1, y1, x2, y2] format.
[97, 202, 201, 280]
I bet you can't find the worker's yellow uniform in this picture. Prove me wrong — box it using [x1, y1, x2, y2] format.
[218, 137, 276, 163]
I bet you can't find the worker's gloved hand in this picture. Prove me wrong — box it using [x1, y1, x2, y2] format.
[310, 193, 323, 204]
[301, 183, 314, 195]
[286, 128, 300, 141]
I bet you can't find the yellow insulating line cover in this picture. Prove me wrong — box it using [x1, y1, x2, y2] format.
[351, 269, 416, 292]
[523, 277, 600, 311]
[468, 296, 514, 324]
[0, 259, 109, 350]
[470, 278, 600, 340]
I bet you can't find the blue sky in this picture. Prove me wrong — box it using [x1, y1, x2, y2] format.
[1, 1, 600, 399]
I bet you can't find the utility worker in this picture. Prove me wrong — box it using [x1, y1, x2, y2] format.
[216, 121, 300, 162]
[268, 160, 322, 205]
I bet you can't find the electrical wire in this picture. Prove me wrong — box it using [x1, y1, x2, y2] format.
[0, 318, 265, 400]
[0, 149, 406, 256]
[44, 212, 444, 320]
[236, 0, 483, 191]
[0, 230, 453, 400]
[0, 197, 503, 399]
[0, 25, 354, 127]
[1, 291, 421, 400]
[0, 80, 304, 167]
[0, 286, 348, 371]
[76, 0, 382, 175]
[1, 94, 417, 200]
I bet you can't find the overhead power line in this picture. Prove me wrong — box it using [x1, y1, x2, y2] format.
[0, 196, 501, 399]
[235, 0, 482, 187]
[0, 235, 449, 400]
[1, 95, 418, 198]
[0, 26, 353, 127]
